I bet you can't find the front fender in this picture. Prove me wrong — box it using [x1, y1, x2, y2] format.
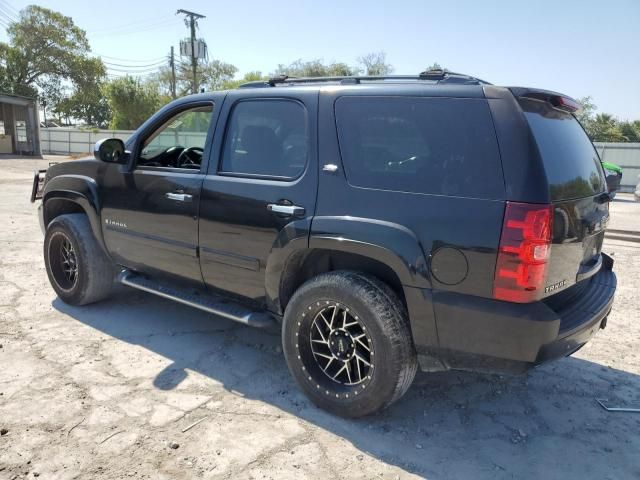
[42, 174, 107, 253]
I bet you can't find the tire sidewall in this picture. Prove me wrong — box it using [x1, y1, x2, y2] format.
[44, 217, 90, 304]
[283, 274, 405, 417]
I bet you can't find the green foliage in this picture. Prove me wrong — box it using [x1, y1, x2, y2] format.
[425, 62, 443, 71]
[357, 52, 393, 75]
[575, 97, 640, 143]
[575, 96, 596, 126]
[154, 59, 238, 96]
[272, 59, 360, 77]
[220, 71, 267, 90]
[104, 77, 168, 130]
[618, 120, 640, 143]
[0, 5, 105, 104]
[588, 114, 627, 142]
[54, 81, 111, 128]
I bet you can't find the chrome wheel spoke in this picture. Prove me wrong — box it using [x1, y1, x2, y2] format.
[319, 312, 331, 331]
[355, 353, 371, 367]
[308, 302, 374, 386]
[329, 305, 338, 329]
[332, 363, 347, 380]
[345, 361, 353, 384]
[353, 334, 371, 352]
[314, 322, 328, 342]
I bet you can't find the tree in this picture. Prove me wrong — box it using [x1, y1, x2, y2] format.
[104, 77, 168, 130]
[575, 96, 596, 130]
[154, 58, 238, 96]
[589, 113, 627, 142]
[425, 62, 443, 71]
[56, 82, 111, 128]
[618, 120, 640, 143]
[272, 59, 359, 77]
[0, 5, 105, 105]
[220, 71, 266, 90]
[357, 52, 393, 75]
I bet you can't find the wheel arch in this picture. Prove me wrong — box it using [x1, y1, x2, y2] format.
[268, 217, 431, 315]
[42, 175, 107, 254]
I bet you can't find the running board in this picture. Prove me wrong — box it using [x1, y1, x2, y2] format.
[118, 271, 276, 329]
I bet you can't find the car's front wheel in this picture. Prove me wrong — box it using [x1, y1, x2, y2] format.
[282, 271, 417, 417]
[44, 213, 115, 305]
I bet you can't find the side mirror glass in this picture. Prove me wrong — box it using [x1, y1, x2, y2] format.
[94, 138, 128, 164]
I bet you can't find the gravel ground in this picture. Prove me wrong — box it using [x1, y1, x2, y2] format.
[1, 156, 639, 480]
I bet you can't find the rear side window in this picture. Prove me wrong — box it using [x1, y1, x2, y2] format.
[521, 99, 605, 201]
[220, 99, 308, 179]
[334, 97, 504, 199]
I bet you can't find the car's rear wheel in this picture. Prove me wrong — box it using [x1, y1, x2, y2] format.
[282, 271, 417, 417]
[44, 213, 115, 305]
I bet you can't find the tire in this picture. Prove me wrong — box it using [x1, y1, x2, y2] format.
[282, 271, 418, 417]
[44, 213, 115, 305]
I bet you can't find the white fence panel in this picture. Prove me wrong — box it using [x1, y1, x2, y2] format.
[38, 131, 640, 193]
[594, 142, 640, 192]
[41, 128, 133, 155]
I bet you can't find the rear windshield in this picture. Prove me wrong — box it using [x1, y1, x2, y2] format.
[521, 99, 605, 201]
[334, 97, 504, 199]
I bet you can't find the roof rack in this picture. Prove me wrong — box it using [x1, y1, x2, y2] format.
[238, 69, 491, 88]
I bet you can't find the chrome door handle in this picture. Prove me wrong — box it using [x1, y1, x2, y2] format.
[267, 204, 305, 216]
[165, 192, 193, 202]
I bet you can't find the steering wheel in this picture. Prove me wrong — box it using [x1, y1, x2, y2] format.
[176, 146, 204, 169]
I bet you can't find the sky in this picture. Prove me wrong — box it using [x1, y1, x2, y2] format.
[1, 0, 639, 119]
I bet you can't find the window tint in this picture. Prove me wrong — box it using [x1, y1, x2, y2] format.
[335, 97, 504, 199]
[521, 99, 605, 201]
[220, 100, 308, 178]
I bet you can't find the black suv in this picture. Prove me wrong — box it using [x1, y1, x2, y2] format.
[32, 70, 616, 417]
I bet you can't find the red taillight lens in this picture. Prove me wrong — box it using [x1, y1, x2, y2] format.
[493, 202, 553, 303]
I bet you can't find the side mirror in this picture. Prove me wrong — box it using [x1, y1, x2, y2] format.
[603, 168, 622, 194]
[94, 138, 128, 164]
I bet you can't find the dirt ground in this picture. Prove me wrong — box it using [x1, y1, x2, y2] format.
[1, 156, 639, 480]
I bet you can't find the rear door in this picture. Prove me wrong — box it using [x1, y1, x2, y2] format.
[198, 88, 318, 304]
[520, 98, 609, 295]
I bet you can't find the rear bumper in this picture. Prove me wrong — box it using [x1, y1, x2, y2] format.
[417, 254, 616, 374]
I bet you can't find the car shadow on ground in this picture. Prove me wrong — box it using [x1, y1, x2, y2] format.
[54, 289, 640, 479]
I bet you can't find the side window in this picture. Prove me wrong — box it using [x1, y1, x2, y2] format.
[139, 104, 213, 170]
[335, 97, 504, 199]
[220, 99, 308, 179]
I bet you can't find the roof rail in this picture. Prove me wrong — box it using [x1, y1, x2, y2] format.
[238, 69, 491, 88]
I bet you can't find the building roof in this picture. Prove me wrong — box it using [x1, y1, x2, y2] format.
[0, 92, 37, 107]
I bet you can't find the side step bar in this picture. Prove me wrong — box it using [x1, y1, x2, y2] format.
[118, 271, 276, 329]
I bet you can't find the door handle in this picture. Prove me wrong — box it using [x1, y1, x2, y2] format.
[165, 192, 193, 202]
[267, 203, 305, 217]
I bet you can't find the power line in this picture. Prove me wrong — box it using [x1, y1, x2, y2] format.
[96, 54, 167, 63]
[106, 65, 164, 74]
[0, 0, 18, 17]
[103, 60, 167, 69]
[0, 8, 15, 24]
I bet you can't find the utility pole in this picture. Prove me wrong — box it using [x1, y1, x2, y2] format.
[177, 9, 205, 95]
[169, 46, 177, 99]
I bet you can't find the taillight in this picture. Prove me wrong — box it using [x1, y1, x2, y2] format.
[493, 202, 553, 303]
